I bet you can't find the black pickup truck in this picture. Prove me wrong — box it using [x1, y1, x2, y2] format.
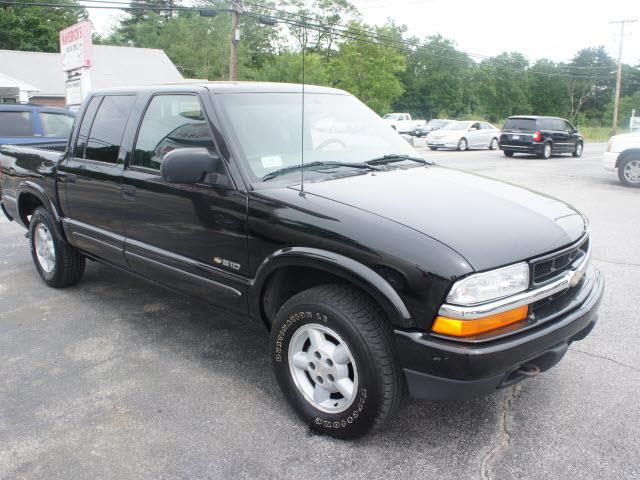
[0, 83, 603, 438]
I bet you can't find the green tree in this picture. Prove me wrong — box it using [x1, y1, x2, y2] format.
[328, 23, 406, 114]
[474, 52, 531, 119]
[395, 34, 472, 118]
[0, 0, 87, 52]
[254, 50, 329, 85]
[565, 46, 615, 122]
[528, 59, 569, 117]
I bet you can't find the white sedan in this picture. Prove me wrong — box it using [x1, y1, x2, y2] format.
[603, 132, 640, 188]
[426, 121, 500, 151]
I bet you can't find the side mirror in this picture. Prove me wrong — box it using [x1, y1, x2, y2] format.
[161, 148, 220, 184]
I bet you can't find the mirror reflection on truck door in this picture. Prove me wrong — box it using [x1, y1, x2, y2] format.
[121, 93, 248, 313]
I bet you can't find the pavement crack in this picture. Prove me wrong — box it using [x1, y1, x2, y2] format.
[570, 348, 640, 373]
[480, 385, 519, 480]
[593, 258, 640, 269]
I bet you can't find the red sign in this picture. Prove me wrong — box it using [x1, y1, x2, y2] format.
[59, 21, 93, 71]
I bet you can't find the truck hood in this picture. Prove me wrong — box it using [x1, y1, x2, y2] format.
[299, 166, 587, 271]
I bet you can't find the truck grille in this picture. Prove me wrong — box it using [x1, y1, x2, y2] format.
[531, 236, 589, 285]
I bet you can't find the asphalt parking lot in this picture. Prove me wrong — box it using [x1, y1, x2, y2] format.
[1, 142, 639, 480]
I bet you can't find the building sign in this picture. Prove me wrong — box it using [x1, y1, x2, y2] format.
[59, 21, 93, 71]
[65, 78, 83, 106]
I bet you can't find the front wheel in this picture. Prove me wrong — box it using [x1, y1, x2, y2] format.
[29, 207, 85, 288]
[429, 146, 438, 151]
[572, 141, 583, 158]
[271, 284, 403, 439]
[503, 151, 514, 157]
[457, 138, 468, 151]
[618, 157, 640, 188]
[489, 138, 499, 150]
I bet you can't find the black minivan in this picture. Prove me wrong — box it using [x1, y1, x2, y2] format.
[499, 116, 583, 159]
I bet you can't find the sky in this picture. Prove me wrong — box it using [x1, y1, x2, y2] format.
[87, 0, 639, 65]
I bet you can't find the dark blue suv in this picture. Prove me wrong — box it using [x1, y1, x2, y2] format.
[0, 104, 75, 145]
[499, 115, 584, 159]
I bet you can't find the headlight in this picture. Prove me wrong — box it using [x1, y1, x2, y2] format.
[446, 262, 529, 306]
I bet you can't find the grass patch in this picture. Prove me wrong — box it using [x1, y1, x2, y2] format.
[577, 127, 630, 143]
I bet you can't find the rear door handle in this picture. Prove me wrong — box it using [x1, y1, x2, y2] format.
[122, 185, 136, 200]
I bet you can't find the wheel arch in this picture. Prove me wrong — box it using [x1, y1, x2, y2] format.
[616, 148, 640, 169]
[16, 181, 64, 238]
[249, 247, 412, 330]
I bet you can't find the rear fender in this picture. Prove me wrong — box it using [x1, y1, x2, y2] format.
[16, 182, 65, 238]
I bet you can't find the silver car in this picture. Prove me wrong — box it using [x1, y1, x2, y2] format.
[426, 121, 500, 151]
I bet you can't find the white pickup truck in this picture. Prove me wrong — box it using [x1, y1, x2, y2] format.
[382, 113, 424, 134]
[603, 132, 640, 188]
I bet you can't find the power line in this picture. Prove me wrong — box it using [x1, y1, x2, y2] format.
[237, 0, 616, 71]
[0, 0, 622, 79]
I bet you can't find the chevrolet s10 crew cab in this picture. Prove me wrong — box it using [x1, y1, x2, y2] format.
[0, 83, 604, 438]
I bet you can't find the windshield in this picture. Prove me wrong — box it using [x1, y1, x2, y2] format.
[382, 113, 399, 120]
[217, 93, 418, 181]
[442, 121, 472, 131]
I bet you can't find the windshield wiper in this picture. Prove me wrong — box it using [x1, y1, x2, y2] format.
[261, 161, 379, 181]
[365, 154, 430, 166]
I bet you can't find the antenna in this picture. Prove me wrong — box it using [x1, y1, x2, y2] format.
[299, 23, 306, 197]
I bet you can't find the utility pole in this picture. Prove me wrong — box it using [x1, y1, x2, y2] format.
[610, 18, 637, 135]
[229, 0, 241, 81]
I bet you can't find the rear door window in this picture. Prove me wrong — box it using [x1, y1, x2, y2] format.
[540, 118, 553, 130]
[503, 118, 536, 131]
[40, 112, 74, 138]
[84, 95, 134, 164]
[73, 96, 102, 157]
[0, 111, 33, 137]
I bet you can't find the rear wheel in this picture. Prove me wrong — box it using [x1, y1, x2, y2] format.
[503, 151, 514, 157]
[489, 138, 499, 150]
[457, 138, 468, 151]
[618, 157, 640, 188]
[270, 284, 403, 439]
[538, 142, 552, 159]
[572, 141, 583, 158]
[429, 146, 438, 151]
[29, 207, 85, 288]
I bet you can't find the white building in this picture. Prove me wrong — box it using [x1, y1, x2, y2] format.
[0, 45, 185, 106]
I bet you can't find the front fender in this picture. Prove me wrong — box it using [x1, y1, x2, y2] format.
[249, 246, 412, 327]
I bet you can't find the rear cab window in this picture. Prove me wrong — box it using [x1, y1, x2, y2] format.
[74, 95, 134, 163]
[0, 111, 34, 137]
[503, 118, 537, 132]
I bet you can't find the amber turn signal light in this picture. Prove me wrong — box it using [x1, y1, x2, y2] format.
[432, 305, 529, 337]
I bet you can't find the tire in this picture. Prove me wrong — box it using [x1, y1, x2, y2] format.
[503, 151, 514, 157]
[457, 138, 467, 151]
[429, 146, 438, 151]
[572, 141, 583, 158]
[618, 156, 640, 188]
[270, 284, 403, 439]
[538, 142, 552, 159]
[29, 207, 85, 288]
[489, 138, 499, 150]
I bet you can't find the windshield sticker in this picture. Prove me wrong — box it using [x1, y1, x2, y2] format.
[261, 156, 283, 169]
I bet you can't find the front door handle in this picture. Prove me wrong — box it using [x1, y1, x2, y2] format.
[58, 172, 77, 184]
[122, 185, 136, 200]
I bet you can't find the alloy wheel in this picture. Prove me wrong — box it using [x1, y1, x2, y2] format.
[288, 323, 358, 414]
[34, 223, 55, 273]
[623, 160, 640, 184]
